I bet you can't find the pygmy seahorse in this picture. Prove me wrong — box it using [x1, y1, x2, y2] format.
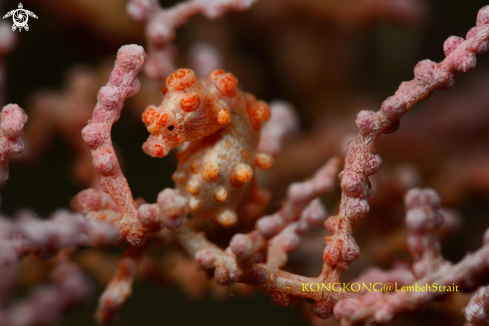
[142, 68, 273, 228]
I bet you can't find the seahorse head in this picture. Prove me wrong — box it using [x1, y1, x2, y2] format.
[142, 68, 237, 158]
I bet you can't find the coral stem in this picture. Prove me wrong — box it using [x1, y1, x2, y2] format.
[81, 45, 147, 246]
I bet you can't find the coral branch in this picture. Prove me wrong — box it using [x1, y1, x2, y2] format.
[360, 207, 461, 267]
[81, 45, 147, 246]
[185, 221, 342, 315]
[334, 3, 489, 237]
[318, 6, 489, 320]
[127, 0, 258, 81]
[465, 286, 489, 326]
[96, 245, 146, 324]
[405, 188, 448, 278]
[229, 156, 340, 263]
[0, 104, 27, 182]
[266, 198, 327, 268]
[136, 188, 188, 232]
[0, 209, 120, 266]
[335, 229, 489, 324]
[334, 188, 487, 325]
[0, 263, 92, 326]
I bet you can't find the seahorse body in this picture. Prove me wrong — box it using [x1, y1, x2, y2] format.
[142, 68, 273, 227]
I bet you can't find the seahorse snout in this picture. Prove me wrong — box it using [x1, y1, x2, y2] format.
[142, 133, 182, 158]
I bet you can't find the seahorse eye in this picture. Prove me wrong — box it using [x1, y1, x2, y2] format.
[168, 125, 175, 131]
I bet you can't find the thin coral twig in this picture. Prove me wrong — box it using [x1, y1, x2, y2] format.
[96, 245, 146, 324]
[0, 104, 27, 183]
[229, 156, 341, 264]
[324, 4, 489, 321]
[81, 45, 147, 246]
[335, 232, 489, 324]
[0, 210, 120, 266]
[465, 285, 489, 326]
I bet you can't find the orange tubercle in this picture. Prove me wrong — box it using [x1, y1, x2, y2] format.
[186, 179, 200, 195]
[252, 101, 271, 122]
[214, 187, 228, 202]
[217, 210, 238, 227]
[241, 148, 251, 160]
[154, 113, 169, 126]
[216, 73, 238, 96]
[180, 93, 201, 112]
[142, 107, 157, 125]
[202, 162, 219, 183]
[189, 197, 202, 210]
[208, 69, 225, 82]
[217, 108, 231, 125]
[167, 69, 196, 91]
[254, 152, 274, 170]
[230, 163, 253, 187]
[190, 158, 203, 174]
